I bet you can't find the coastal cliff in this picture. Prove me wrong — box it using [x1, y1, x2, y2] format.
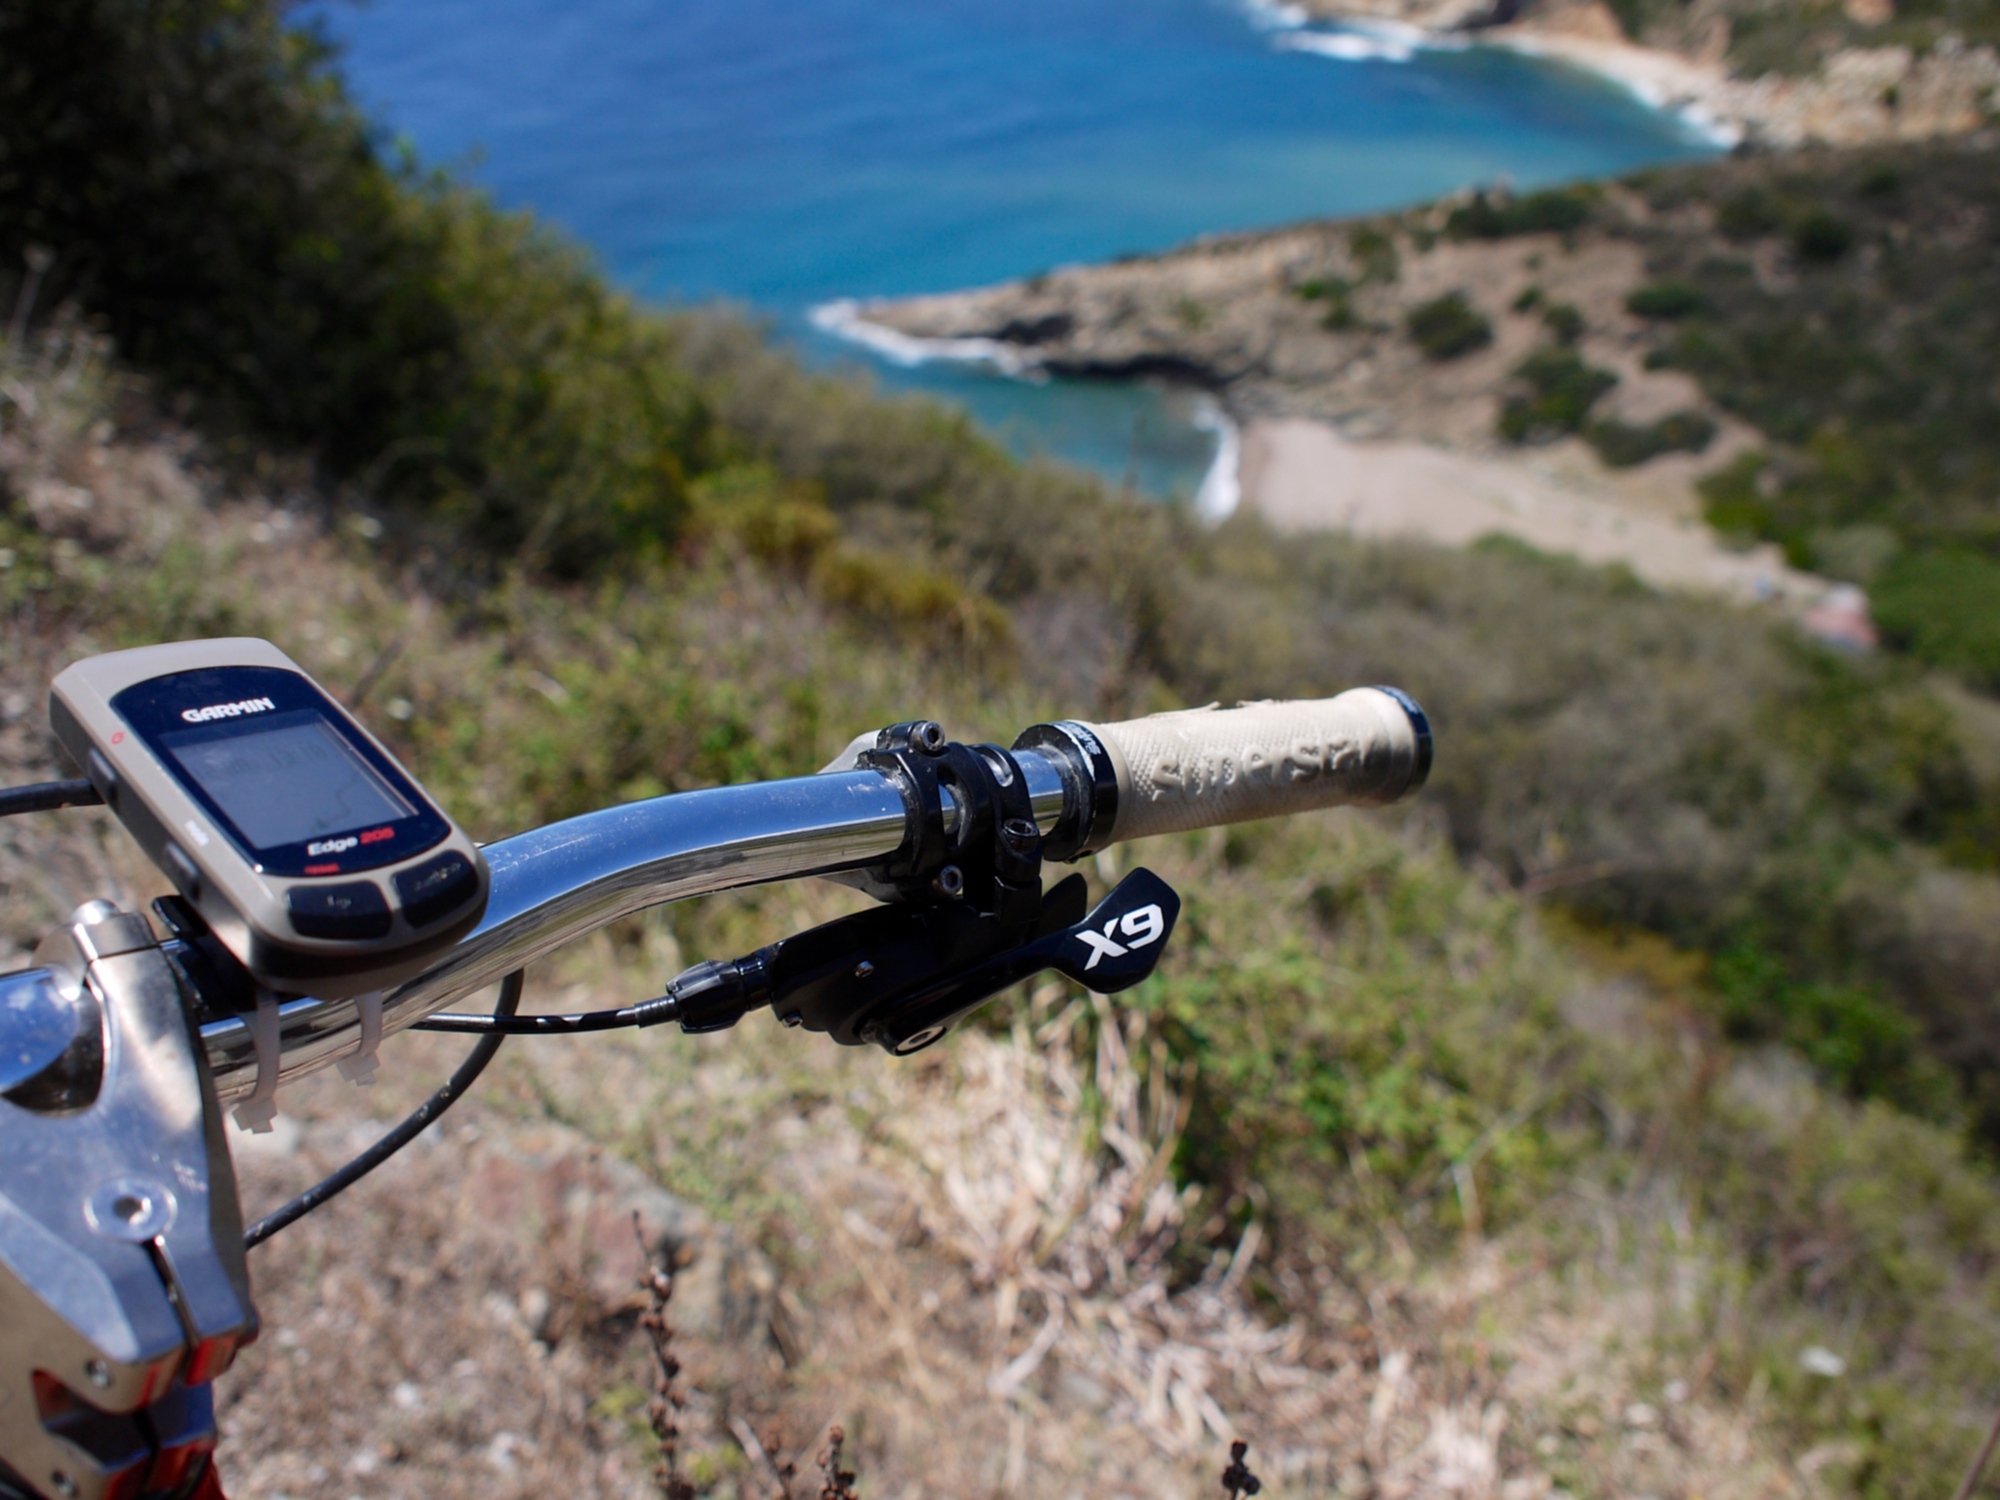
[1288, 0, 2000, 147]
[857, 184, 1693, 451]
[854, 139, 2000, 645]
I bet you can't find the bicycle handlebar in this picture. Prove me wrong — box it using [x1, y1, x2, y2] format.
[0, 685, 1430, 1500]
[190, 689, 1430, 1103]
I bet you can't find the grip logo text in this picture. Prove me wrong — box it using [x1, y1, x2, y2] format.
[1142, 736, 1360, 799]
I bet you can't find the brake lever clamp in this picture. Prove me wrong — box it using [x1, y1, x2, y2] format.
[655, 723, 1180, 1054]
[854, 720, 1043, 927]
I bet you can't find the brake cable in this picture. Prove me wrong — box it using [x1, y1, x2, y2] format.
[242, 969, 524, 1249]
[0, 777, 104, 816]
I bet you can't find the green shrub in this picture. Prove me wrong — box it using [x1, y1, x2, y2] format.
[0, 0, 714, 574]
[1542, 301, 1585, 344]
[1626, 279, 1706, 318]
[1498, 347, 1618, 442]
[1718, 187, 1783, 239]
[1446, 186, 1596, 240]
[1871, 550, 2000, 690]
[1792, 210, 1855, 263]
[1349, 224, 1400, 283]
[1293, 275, 1358, 329]
[1405, 292, 1493, 360]
[1710, 942, 1938, 1108]
[1587, 410, 1717, 467]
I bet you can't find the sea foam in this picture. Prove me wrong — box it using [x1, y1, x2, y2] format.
[1240, 0, 1310, 29]
[810, 299, 1040, 377]
[1275, 18, 1464, 64]
[1192, 398, 1241, 523]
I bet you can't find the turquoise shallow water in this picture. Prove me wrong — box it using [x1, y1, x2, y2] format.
[312, 0, 1720, 497]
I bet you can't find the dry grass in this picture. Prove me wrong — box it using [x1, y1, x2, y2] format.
[0, 325, 1858, 1500]
[192, 923, 1816, 1500]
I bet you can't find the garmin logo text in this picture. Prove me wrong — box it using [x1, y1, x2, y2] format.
[180, 696, 277, 724]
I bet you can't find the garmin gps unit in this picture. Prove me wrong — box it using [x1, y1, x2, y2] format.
[50, 638, 489, 997]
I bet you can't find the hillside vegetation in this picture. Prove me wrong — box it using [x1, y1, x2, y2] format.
[1423, 153, 2000, 691]
[7, 293, 2000, 1500]
[6, 2, 2000, 1494]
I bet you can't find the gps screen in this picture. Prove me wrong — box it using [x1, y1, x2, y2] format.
[162, 711, 415, 850]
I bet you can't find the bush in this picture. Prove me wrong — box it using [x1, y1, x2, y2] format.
[1792, 210, 1855, 263]
[1718, 187, 1783, 239]
[1405, 292, 1493, 360]
[1710, 942, 1937, 1107]
[1626, 279, 1706, 318]
[0, 0, 714, 574]
[1446, 186, 1596, 240]
[1587, 410, 1717, 467]
[1349, 224, 1400, 283]
[1542, 302, 1585, 344]
[1293, 275, 1358, 329]
[1497, 347, 1618, 442]
[1871, 550, 2000, 690]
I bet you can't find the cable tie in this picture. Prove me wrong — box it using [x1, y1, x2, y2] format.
[335, 989, 384, 1086]
[231, 992, 284, 1134]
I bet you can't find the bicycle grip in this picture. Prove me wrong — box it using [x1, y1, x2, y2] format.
[1079, 687, 1432, 846]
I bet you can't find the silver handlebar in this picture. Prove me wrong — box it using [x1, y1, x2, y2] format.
[198, 751, 1071, 1104]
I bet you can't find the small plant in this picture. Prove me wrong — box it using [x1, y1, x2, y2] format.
[1293, 275, 1359, 330]
[1542, 301, 1585, 344]
[1792, 209, 1855, 263]
[1511, 283, 1543, 313]
[1406, 292, 1492, 360]
[1497, 346, 1617, 442]
[817, 1426, 860, 1500]
[1587, 410, 1716, 467]
[1349, 224, 1400, 282]
[1221, 1440, 1264, 1497]
[1626, 279, 1705, 319]
[1174, 296, 1209, 330]
[1872, 548, 2000, 690]
[635, 1215, 697, 1500]
[1446, 186, 1595, 240]
[1717, 186, 1782, 240]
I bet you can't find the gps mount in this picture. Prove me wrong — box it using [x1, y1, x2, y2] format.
[662, 718, 1180, 1054]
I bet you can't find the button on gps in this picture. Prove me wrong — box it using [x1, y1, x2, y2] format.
[394, 851, 477, 928]
[287, 882, 392, 940]
[163, 841, 203, 901]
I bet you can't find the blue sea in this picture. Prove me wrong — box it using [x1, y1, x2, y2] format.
[311, 0, 1720, 499]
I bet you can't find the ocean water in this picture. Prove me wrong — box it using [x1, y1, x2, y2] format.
[311, 0, 1720, 498]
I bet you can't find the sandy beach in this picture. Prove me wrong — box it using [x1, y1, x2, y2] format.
[1240, 416, 1826, 604]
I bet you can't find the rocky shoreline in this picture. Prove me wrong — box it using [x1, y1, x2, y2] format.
[1290, 0, 2000, 149]
[839, 163, 1889, 624]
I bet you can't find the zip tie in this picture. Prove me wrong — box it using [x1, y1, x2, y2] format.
[335, 990, 384, 1086]
[231, 992, 283, 1134]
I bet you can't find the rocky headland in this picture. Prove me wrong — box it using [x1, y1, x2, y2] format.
[846, 136, 1995, 637]
[845, 175, 1833, 608]
[1294, 0, 2000, 149]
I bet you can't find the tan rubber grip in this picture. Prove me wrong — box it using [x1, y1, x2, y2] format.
[1083, 687, 1431, 845]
